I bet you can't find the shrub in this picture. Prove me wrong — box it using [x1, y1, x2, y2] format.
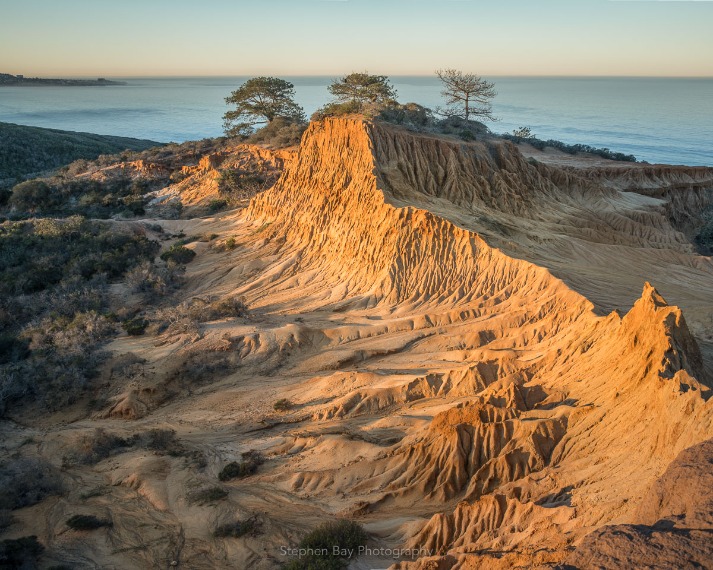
[0, 332, 30, 364]
[122, 317, 148, 336]
[213, 516, 260, 538]
[204, 297, 248, 320]
[150, 307, 199, 337]
[208, 199, 228, 212]
[274, 398, 293, 412]
[220, 237, 237, 251]
[695, 207, 713, 255]
[125, 261, 183, 297]
[0, 536, 44, 567]
[0, 457, 64, 510]
[160, 245, 196, 264]
[311, 100, 364, 121]
[9, 180, 53, 212]
[512, 126, 533, 138]
[129, 428, 185, 455]
[501, 132, 637, 162]
[248, 117, 307, 148]
[285, 520, 369, 570]
[188, 486, 228, 505]
[66, 514, 112, 530]
[217, 169, 271, 202]
[218, 451, 264, 481]
[63, 428, 131, 466]
[64, 428, 191, 466]
[0, 510, 12, 531]
[459, 129, 477, 141]
[378, 102, 433, 129]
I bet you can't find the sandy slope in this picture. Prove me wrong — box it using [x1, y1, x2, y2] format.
[3, 117, 712, 569]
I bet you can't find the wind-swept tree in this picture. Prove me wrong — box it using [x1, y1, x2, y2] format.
[327, 72, 398, 106]
[223, 77, 305, 137]
[435, 69, 497, 122]
[313, 72, 398, 120]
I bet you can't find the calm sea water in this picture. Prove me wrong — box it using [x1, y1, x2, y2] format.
[0, 76, 711, 166]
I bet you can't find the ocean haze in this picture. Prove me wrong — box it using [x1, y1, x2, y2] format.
[0, 76, 711, 166]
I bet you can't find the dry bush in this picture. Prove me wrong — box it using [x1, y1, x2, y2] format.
[109, 352, 147, 380]
[218, 451, 264, 481]
[150, 296, 248, 338]
[63, 427, 198, 467]
[273, 398, 293, 412]
[213, 516, 260, 538]
[62, 428, 131, 466]
[66, 514, 112, 530]
[150, 305, 201, 338]
[188, 486, 228, 505]
[0, 457, 64, 510]
[125, 261, 184, 297]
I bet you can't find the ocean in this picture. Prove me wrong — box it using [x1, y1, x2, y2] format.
[0, 76, 711, 166]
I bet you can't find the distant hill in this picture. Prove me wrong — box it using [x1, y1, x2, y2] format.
[0, 121, 161, 187]
[0, 73, 126, 86]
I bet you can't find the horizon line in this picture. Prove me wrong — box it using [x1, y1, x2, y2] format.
[5, 72, 713, 80]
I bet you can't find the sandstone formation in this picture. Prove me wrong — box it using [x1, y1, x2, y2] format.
[2, 117, 712, 569]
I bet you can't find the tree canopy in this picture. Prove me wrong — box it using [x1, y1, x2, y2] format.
[327, 73, 397, 106]
[435, 69, 497, 122]
[223, 77, 305, 138]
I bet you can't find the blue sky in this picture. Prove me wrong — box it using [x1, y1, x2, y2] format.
[1, 0, 712, 76]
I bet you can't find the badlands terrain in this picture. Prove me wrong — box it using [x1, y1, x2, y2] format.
[2, 117, 713, 569]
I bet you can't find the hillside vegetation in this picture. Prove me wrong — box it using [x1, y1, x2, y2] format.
[0, 121, 161, 188]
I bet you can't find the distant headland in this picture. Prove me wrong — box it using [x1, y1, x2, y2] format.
[0, 73, 126, 86]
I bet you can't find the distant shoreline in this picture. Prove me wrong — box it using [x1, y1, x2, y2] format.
[0, 73, 126, 86]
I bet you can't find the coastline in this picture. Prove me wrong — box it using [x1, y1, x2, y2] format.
[0, 73, 126, 86]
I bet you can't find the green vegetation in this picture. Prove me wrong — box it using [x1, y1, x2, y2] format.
[213, 516, 260, 538]
[273, 398, 293, 412]
[208, 198, 228, 212]
[512, 126, 533, 139]
[7, 171, 152, 218]
[247, 116, 307, 148]
[328, 72, 397, 105]
[0, 217, 158, 415]
[160, 244, 196, 264]
[66, 514, 112, 530]
[223, 77, 305, 138]
[502, 131, 637, 162]
[313, 72, 398, 120]
[284, 520, 369, 570]
[218, 451, 264, 481]
[0, 121, 159, 188]
[122, 317, 149, 336]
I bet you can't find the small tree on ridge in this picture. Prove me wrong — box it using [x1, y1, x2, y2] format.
[328, 72, 397, 106]
[223, 77, 305, 137]
[435, 69, 497, 122]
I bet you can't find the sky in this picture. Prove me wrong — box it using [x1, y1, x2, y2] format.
[1, 0, 712, 77]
